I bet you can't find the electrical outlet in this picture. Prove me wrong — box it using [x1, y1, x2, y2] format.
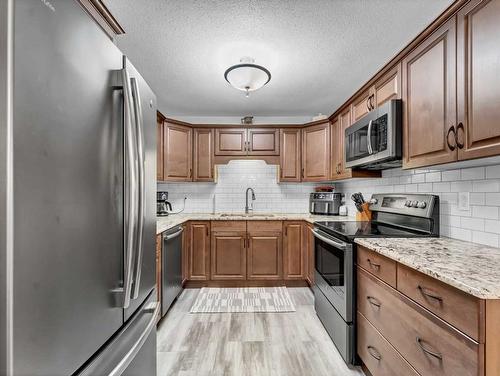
[458, 192, 470, 211]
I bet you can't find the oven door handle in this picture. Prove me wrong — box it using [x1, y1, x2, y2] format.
[367, 119, 373, 155]
[313, 229, 348, 250]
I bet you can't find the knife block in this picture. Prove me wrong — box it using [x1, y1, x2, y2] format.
[356, 203, 372, 221]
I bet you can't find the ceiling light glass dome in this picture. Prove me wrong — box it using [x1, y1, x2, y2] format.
[224, 57, 271, 97]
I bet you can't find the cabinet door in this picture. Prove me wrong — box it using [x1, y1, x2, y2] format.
[457, 0, 500, 160]
[283, 222, 305, 280]
[352, 89, 374, 123]
[214, 128, 247, 156]
[402, 18, 457, 169]
[247, 232, 282, 280]
[338, 108, 352, 178]
[374, 63, 402, 107]
[187, 222, 210, 281]
[247, 128, 279, 155]
[304, 223, 315, 285]
[163, 122, 192, 181]
[302, 122, 330, 181]
[279, 128, 301, 182]
[156, 115, 164, 181]
[156, 234, 162, 303]
[193, 128, 214, 181]
[210, 232, 246, 280]
[330, 118, 342, 179]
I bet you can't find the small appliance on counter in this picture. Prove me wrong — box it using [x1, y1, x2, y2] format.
[157, 191, 172, 216]
[309, 192, 344, 215]
[312, 193, 439, 366]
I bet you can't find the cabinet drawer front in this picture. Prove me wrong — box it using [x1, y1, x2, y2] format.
[211, 221, 246, 232]
[247, 220, 282, 232]
[357, 312, 419, 376]
[397, 264, 482, 341]
[358, 267, 480, 376]
[357, 246, 397, 287]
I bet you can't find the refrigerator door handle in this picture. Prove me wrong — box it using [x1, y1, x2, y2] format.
[131, 77, 145, 300]
[108, 302, 160, 376]
[122, 67, 138, 309]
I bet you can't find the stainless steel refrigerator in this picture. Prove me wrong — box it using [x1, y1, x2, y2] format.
[0, 1, 158, 375]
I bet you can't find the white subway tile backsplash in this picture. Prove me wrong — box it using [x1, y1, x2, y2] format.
[336, 163, 500, 247]
[486, 165, 500, 179]
[461, 167, 485, 180]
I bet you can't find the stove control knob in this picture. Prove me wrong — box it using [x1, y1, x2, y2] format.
[405, 200, 412, 207]
[411, 201, 419, 208]
[417, 201, 427, 209]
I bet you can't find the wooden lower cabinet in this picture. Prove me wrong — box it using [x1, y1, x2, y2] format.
[357, 312, 419, 376]
[283, 221, 305, 280]
[304, 223, 315, 285]
[247, 231, 282, 280]
[187, 221, 210, 281]
[210, 222, 247, 280]
[358, 266, 480, 376]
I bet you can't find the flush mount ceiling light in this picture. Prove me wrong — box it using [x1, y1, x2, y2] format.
[224, 57, 271, 97]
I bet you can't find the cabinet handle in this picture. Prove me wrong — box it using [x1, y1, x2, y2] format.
[366, 97, 371, 112]
[370, 94, 375, 110]
[367, 346, 382, 361]
[206, 226, 209, 237]
[338, 163, 342, 174]
[416, 337, 443, 360]
[366, 296, 381, 308]
[367, 259, 381, 270]
[456, 122, 464, 149]
[417, 285, 443, 302]
[301, 168, 304, 179]
[446, 125, 456, 151]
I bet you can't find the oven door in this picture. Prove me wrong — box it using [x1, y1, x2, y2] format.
[313, 228, 353, 323]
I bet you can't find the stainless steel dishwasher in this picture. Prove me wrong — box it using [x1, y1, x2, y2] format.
[161, 225, 184, 317]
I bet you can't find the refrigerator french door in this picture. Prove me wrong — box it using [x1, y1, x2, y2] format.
[0, 1, 157, 375]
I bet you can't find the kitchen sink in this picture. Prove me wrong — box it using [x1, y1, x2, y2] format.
[219, 213, 275, 217]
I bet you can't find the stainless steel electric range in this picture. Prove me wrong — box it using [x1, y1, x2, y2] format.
[312, 193, 440, 366]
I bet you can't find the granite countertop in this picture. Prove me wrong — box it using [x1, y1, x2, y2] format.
[157, 213, 354, 235]
[355, 237, 500, 300]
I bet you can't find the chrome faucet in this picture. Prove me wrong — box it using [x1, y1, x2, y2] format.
[245, 187, 256, 214]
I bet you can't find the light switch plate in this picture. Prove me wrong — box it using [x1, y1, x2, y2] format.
[458, 192, 470, 211]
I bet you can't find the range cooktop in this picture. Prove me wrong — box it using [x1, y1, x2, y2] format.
[314, 221, 434, 242]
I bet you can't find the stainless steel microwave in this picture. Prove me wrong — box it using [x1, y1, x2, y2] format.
[345, 99, 402, 170]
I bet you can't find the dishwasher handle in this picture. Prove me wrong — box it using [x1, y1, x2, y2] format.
[164, 227, 184, 241]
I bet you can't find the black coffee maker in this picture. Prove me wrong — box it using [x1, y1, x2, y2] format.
[157, 191, 172, 216]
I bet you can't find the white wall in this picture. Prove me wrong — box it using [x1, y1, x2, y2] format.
[157, 160, 318, 214]
[335, 164, 500, 247]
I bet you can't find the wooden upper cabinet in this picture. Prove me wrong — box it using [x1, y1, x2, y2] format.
[338, 108, 352, 177]
[302, 121, 330, 181]
[402, 18, 457, 169]
[187, 222, 210, 281]
[247, 128, 279, 156]
[156, 114, 165, 181]
[283, 222, 305, 280]
[330, 118, 342, 179]
[214, 128, 247, 156]
[163, 122, 193, 181]
[374, 63, 402, 107]
[279, 128, 301, 182]
[352, 89, 374, 123]
[457, 0, 500, 161]
[193, 128, 214, 182]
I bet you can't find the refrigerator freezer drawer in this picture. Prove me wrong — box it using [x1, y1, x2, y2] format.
[77, 290, 159, 376]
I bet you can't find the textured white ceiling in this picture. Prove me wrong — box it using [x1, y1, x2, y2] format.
[104, 0, 454, 118]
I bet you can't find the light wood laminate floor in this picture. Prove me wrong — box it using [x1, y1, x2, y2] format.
[157, 287, 365, 376]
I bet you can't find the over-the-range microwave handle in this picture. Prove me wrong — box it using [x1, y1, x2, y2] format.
[122, 67, 138, 309]
[312, 229, 348, 250]
[131, 77, 146, 300]
[367, 119, 373, 155]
